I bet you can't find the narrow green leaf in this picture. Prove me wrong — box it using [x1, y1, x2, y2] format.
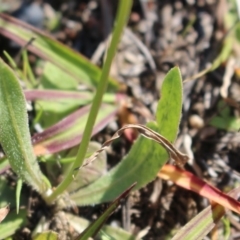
[31, 90, 117, 128]
[3, 51, 17, 69]
[16, 179, 22, 214]
[0, 58, 49, 195]
[45, 0, 133, 203]
[33, 104, 117, 155]
[22, 50, 36, 87]
[211, 36, 233, 70]
[171, 187, 240, 240]
[35, 99, 82, 129]
[156, 67, 183, 142]
[39, 62, 79, 90]
[32, 231, 58, 240]
[66, 213, 137, 240]
[76, 184, 135, 240]
[0, 13, 119, 91]
[0, 209, 27, 238]
[0, 177, 27, 238]
[70, 67, 183, 205]
[66, 142, 107, 192]
[24, 89, 117, 103]
[222, 217, 231, 240]
[210, 115, 240, 131]
[209, 100, 240, 131]
[25, 61, 119, 129]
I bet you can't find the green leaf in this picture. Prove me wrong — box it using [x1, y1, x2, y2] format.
[32, 231, 58, 240]
[16, 179, 23, 214]
[22, 50, 36, 87]
[45, 0, 133, 203]
[0, 209, 27, 238]
[171, 187, 240, 240]
[3, 50, 17, 69]
[209, 100, 240, 131]
[0, 13, 119, 91]
[156, 67, 183, 142]
[0, 58, 49, 195]
[33, 104, 117, 155]
[66, 142, 107, 192]
[210, 116, 240, 131]
[222, 217, 231, 240]
[70, 67, 183, 205]
[0, 177, 27, 238]
[35, 65, 118, 128]
[66, 213, 137, 240]
[75, 184, 135, 240]
[35, 99, 81, 129]
[39, 62, 79, 90]
[0, 157, 9, 174]
[34, 91, 117, 128]
[43, 142, 107, 191]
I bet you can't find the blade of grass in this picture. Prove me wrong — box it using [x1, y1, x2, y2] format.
[3, 50, 17, 69]
[46, 0, 133, 204]
[24, 89, 119, 103]
[66, 213, 136, 240]
[75, 183, 135, 240]
[171, 187, 240, 240]
[25, 89, 93, 101]
[3, 50, 25, 82]
[22, 50, 36, 87]
[26, 89, 119, 129]
[16, 179, 22, 214]
[0, 13, 119, 91]
[33, 104, 117, 155]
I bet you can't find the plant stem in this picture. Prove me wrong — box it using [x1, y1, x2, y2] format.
[45, 0, 133, 204]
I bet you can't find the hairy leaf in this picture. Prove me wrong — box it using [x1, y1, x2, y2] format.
[0, 58, 49, 194]
[70, 67, 183, 205]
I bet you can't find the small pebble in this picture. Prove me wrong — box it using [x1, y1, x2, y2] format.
[12, 2, 44, 28]
[189, 114, 204, 129]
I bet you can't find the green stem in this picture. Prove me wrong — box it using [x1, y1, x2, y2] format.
[46, 0, 133, 204]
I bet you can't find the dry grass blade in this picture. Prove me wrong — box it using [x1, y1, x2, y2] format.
[79, 124, 189, 169]
[0, 205, 10, 223]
